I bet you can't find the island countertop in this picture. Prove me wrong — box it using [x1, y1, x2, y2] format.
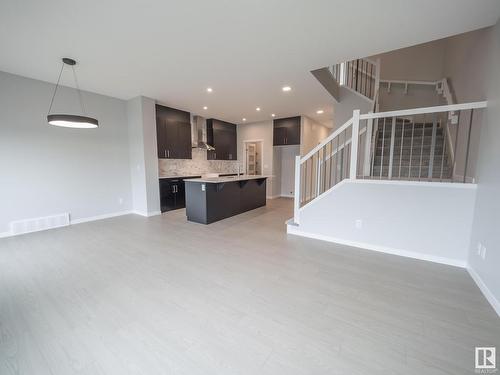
[184, 175, 270, 183]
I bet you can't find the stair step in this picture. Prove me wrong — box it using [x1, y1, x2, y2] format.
[378, 134, 444, 142]
[372, 166, 451, 177]
[375, 144, 447, 151]
[373, 161, 450, 168]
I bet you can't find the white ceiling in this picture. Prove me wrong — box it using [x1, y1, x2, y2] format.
[1, 0, 499, 126]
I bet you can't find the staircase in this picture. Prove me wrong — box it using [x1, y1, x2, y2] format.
[292, 101, 486, 226]
[371, 118, 452, 180]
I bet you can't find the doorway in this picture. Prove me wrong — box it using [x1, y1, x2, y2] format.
[243, 140, 263, 175]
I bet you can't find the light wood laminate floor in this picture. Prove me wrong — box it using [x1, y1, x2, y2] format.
[0, 198, 498, 374]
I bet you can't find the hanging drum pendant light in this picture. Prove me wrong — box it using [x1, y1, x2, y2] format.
[46, 58, 98, 128]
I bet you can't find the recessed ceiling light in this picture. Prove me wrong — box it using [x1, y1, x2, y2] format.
[206, 87, 213, 93]
[203, 106, 208, 110]
[316, 109, 324, 114]
[282, 86, 292, 92]
[256, 107, 261, 111]
[271, 114, 276, 117]
[242, 118, 246, 122]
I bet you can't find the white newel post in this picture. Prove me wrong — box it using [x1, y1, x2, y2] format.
[294, 155, 301, 225]
[350, 110, 360, 180]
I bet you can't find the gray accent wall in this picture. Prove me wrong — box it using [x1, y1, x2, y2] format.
[468, 20, 500, 311]
[0, 71, 133, 234]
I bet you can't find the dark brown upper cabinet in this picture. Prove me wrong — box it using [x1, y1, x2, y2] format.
[156, 104, 192, 159]
[273, 116, 301, 146]
[206, 119, 237, 160]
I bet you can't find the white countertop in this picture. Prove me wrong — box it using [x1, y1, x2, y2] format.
[159, 174, 201, 179]
[184, 175, 271, 183]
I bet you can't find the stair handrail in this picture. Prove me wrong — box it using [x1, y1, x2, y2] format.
[300, 118, 353, 163]
[358, 101, 487, 120]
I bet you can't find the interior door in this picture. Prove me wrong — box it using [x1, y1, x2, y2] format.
[246, 143, 256, 175]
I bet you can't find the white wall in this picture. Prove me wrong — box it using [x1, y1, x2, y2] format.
[333, 87, 372, 131]
[468, 20, 500, 315]
[0, 71, 132, 235]
[294, 180, 476, 266]
[127, 96, 160, 216]
[237, 120, 274, 197]
[300, 116, 330, 156]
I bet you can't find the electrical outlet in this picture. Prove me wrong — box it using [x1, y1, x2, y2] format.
[477, 242, 482, 255]
[481, 246, 487, 260]
[118, 197, 124, 205]
[355, 219, 362, 229]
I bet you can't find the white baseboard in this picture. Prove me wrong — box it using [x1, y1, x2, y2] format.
[71, 210, 134, 224]
[286, 224, 466, 268]
[267, 195, 281, 199]
[1, 210, 135, 238]
[280, 194, 294, 198]
[134, 210, 161, 217]
[0, 231, 12, 239]
[467, 266, 500, 317]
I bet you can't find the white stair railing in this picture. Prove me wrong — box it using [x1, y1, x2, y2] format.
[332, 58, 380, 102]
[293, 101, 487, 225]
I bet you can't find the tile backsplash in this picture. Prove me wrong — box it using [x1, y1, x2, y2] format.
[158, 148, 240, 177]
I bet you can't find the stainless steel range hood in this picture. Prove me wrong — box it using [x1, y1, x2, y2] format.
[192, 115, 215, 151]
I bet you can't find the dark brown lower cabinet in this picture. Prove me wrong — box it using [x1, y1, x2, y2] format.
[159, 178, 190, 212]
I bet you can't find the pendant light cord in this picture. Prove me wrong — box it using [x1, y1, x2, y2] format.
[47, 60, 87, 116]
[47, 62, 64, 116]
[72, 65, 87, 116]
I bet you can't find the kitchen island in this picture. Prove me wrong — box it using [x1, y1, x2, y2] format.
[184, 175, 268, 224]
